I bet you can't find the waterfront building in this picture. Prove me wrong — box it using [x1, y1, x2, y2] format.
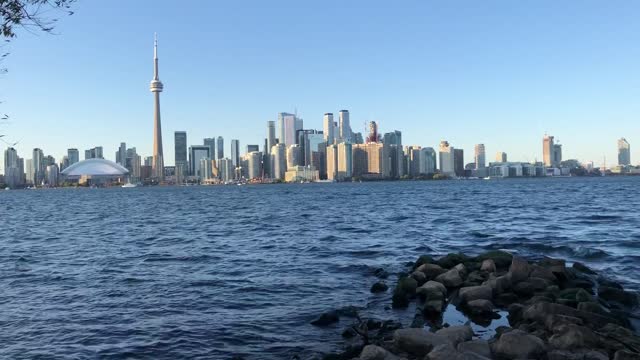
[475, 144, 486, 169]
[326, 144, 338, 180]
[420, 147, 437, 175]
[618, 138, 630, 166]
[496, 152, 507, 163]
[174, 131, 188, 180]
[61, 158, 129, 185]
[353, 132, 364, 144]
[246, 145, 259, 154]
[285, 165, 319, 182]
[553, 143, 562, 166]
[337, 142, 352, 180]
[406, 146, 421, 177]
[46, 164, 59, 186]
[189, 145, 210, 178]
[488, 161, 545, 178]
[352, 142, 383, 178]
[286, 144, 301, 170]
[217, 136, 224, 159]
[382, 131, 403, 178]
[25, 159, 34, 185]
[278, 112, 302, 146]
[203, 137, 216, 160]
[116, 142, 127, 167]
[85, 146, 103, 160]
[323, 113, 335, 145]
[270, 144, 286, 180]
[338, 110, 351, 143]
[229, 139, 240, 168]
[366, 121, 380, 143]
[199, 157, 212, 180]
[3, 147, 23, 188]
[32, 148, 45, 185]
[219, 158, 234, 182]
[438, 141, 455, 176]
[543, 135, 562, 167]
[247, 151, 262, 179]
[454, 149, 465, 177]
[67, 148, 79, 165]
[267, 121, 276, 153]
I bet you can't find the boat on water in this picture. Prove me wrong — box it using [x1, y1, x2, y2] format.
[121, 183, 137, 188]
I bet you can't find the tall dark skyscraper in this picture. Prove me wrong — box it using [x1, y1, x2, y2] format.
[231, 139, 240, 167]
[454, 148, 465, 177]
[174, 131, 187, 165]
[150, 34, 165, 180]
[267, 121, 276, 154]
[204, 138, 216, 160]
[618, 138, 630, 166]
[217, 136, 224, 159]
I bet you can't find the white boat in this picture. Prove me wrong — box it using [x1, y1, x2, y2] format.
[121, 183, 137, 188]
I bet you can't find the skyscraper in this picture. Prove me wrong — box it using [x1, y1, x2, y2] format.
[267, 120, 276, 153]
[326, 144, 338, 180]
[203, 137, 216, 161]
[438, 141, 455, 176]
[419, 147, 437, 175]
[382, 131, 403, 178]
[246, 145, 260, 153]
[323, 113, 335, 145]
[270, 143, 286, 180]
[217, 136, 224, 159]
[543, 135, 556, 167]
[116, 142, 127, 167]
[3, 147, 22, 188]
[150, 34, 165, 181]
[67, 148, 79, 165]
[231, 139, 240, 167]
[175, 131, 187, 171]
[496, 152, 507, 162]
[247, 151, 262, 179]
[337, 142, 353, 180]
[454, 149, 465, 177]
[32, 148, 45, 185]
[618, 138, 630, 166]
[189, 145, 210, 178]
[338, 110, 351, 142]
[278, 112, 300, 146]
[286, 144, 301, 170]
[474, 144, 486, 169]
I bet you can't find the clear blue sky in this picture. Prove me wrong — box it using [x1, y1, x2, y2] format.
[2, 0, 639, 168]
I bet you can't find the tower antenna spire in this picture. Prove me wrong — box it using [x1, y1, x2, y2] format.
[153, 33, 159, 80]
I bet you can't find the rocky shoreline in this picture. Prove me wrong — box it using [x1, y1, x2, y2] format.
[312, 251, 640, 360]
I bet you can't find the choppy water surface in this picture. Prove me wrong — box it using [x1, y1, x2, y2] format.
[1, 177, 639, 359]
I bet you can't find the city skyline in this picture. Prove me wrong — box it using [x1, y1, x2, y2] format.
[2, 1, 640, 167]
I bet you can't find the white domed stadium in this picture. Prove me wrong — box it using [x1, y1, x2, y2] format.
[61, 159, 129, 186]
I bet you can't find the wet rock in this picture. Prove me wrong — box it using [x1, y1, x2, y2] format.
[466, 299, 494, 315]
[435, 325, 473, 346]
[600, 323, 640, 352]
[573, 262, 597, 275]
[475, 250, 513, 269]
[393, 328, 448, 356]
[544, 314, 584, 332]
[459, 285, 492, 303]
[454, 263, 468, 278]
[507, 303, 525, 324]
[480, 259, 496, 273]
[509, 256, 531, 284]
[358, 345, 401, 360]
[392, 277, 418, 308]
[460, 353, 491, 360]
[371, 281, 389, 293]
[548, 349, 607, 360]
[523, 302, 624, 329]
[484, 275, 511, 296]
[424, 299, 445, 315]
[427, 343, 459, 360]
[417, 263, 447, 280]
[598, 278, 623, 290]
[411, 270, 427, 285]
[559, 288, 589, 304]
[568, 278, 595, 293]
[336, 306, 360, 318]
[577, 301, 606, 316]
[548, 324, 600, 350]
[530, 265, 558, 283]
[311, 311, 339, 326]
[373, 268, 389, 279]
[464, 271, 489, 287]
[495, 292, 519, 307]
[435, 269, 463, 288]
[490, 329, 546, 359]
[614, 350, 640, 360]
[415, 255, 435, 269]
[513, 281, 537, 297]
[525, 295, 554, 305]
[437, 253, 470, 269]
[575, 289, 593, 303]
[417, 280, 447, 300]
[457, 340, 491, 358]
[599, 286, 639, 308]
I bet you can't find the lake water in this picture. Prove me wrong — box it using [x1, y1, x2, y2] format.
[1, 177, 639, 359]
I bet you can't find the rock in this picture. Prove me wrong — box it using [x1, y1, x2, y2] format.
[614, 350, 640, 360]
[358, 345, 401, 360]
[525, 295, 554, 305]
[393, 328, 448, 356]
[417, 263, 447, 279]
[437, 253, 470, 269]
[573, 262, 597, 275]
[342, 327, 357, 338]
[459, 285, 492, 303]
[371, 281, 389, 293]
[480, 259, 496, 273]
[575, 289, 593, 303]
[460, 353, 491, 360]
[490, 329, 546, 359]
[457, 340, 491, 358]
[484, 275, 511, 296]
[424, 299, 445, 314]
[464, 271, 489, 288]
[336, 305, 360, 317]
[475, 250, 513, 269]
[435, 325, 473, 346]
[598, 278, 623, 290]
[512, 281, 536, 297]
[568, 278, 595, 292]
[509, 256, 531, 284]
[544, 314, 584, 332]
[373, 267, 389, 279]
[530, 265, 558, 283]
[392, 277, 418, 308]
[507, 303, 525, 324]
[523, 302, 624, 329]
[495, 293, 519, 307]
[417, 280, 448, 300]
[411, 270, 427, 285]
[600, 323, 640, 353]
[454, 263, 468, 277]
[577, 301, 606, 316]
[427, 343, 459, 360]
[548, 324, 600, 350]
[599, 286, 639, 308]
[435, 269, 463, 288]
[548, 349, 605, 360]
[311, 311, 339, 326]
[467, 299, 494, 315]
[415, 255, 435, 269]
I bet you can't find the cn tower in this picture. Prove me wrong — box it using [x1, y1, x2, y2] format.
[150, 33, 164, 181]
